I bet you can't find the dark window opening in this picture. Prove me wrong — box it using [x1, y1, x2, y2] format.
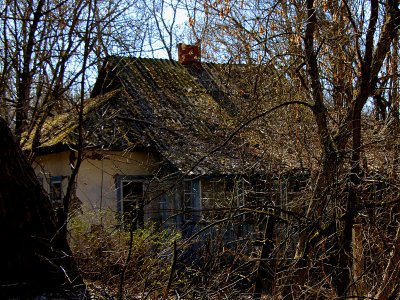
[201, 177, 236, 221]
[50, 176, 63, 207]
[183, 179, 201, 222]
[121, 180, 144, 230]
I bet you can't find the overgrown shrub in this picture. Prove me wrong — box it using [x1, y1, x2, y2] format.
[69, 212, 269, 299]
[68, 211, 181, 298]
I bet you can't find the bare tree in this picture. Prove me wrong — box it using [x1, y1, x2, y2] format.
[184, 0, 400, 298]
[0, 0, 143, 145]
[0, 2, 157, 297]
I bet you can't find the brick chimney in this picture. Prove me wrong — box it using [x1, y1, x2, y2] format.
[177, 43, 201, 65]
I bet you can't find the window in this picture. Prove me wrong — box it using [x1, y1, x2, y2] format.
[182, 179, 201, 222]
[283, 175, 309, 204]
[116, 176, 146, 229]
[158, 194, 168, 224]
[50, 176, 63, 207]
[201, 177, 234, 221]
[121, 180, 144, 229]
[235, 178, 246, 208]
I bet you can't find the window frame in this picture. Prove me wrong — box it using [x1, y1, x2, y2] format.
[115, 175, 149, 228]
[182, 178, 201, 222]
[50, 175, 64, 207]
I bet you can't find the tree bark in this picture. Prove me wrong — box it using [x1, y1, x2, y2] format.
[15, 0, 45, 141]
[253, 215, 276, 299]
[0, 117, 82, 298]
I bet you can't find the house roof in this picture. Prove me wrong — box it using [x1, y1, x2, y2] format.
[22, 90, 121, 151]
[24, 56, 317, 175]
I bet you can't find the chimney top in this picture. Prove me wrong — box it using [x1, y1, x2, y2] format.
[177, 43, 201, 66]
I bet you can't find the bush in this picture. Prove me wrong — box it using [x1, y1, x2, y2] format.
[68, 211, 181, 299]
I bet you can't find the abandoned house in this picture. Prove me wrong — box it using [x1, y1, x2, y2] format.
[23, 44, 313, 238]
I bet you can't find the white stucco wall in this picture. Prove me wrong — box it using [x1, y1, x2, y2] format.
[33, 149, 159, 213]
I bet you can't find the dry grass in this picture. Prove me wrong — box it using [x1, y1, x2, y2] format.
[68, 212, 180, 299]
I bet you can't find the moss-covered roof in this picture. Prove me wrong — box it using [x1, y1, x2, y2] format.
[25, 57, 311, 175]
[22, 90, 122, 150]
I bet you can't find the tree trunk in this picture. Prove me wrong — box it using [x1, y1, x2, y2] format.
[253, 214, 276, 299]
[0, 117, 82, 298]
